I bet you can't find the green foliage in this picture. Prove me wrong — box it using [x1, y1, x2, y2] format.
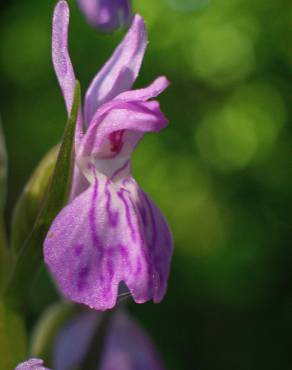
[0, 120, 11, 291]
[0, 301, 27, 370]
[31, 302, 77, 367]
[4, 81, 80, 310]
[11, 145, 59, 253]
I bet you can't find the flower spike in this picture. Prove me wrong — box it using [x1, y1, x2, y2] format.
[44, 1, 173, 311]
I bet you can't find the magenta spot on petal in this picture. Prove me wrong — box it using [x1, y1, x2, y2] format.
[77, 265, 90, 291]
[74, 244, 84, 256]
[109, 130, 124, 153]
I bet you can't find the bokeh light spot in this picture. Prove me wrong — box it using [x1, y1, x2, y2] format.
[1, 18, 49, 85]
[195, 82, 286, 171]
[191, 22, 255, 86]
[163, 0, 209, 12]
[196, 106, 258, 171]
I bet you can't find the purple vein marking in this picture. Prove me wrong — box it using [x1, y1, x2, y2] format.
[120, 244, 132, 272]
[89, 179, 102, 249]
[107, 259, 114, 282]
[105, 183, 119, 227]
[110, 160, 130, 181]
[142, 192, 157, 250]
[117, 189, 136, 242]
[74, 244, 84, 256]
[138, 189, 147, 226]
[77, 265, 90, 291]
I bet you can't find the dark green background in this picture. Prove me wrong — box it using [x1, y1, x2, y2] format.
[1, 0, 292, 369]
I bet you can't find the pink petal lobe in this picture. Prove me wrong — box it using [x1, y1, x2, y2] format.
[44, 174, 173, 311]
[115, 76, 170, 102]
[52, 1, 83, 139]
[78, 100, 168, 166]
[84, 14, 147, 125]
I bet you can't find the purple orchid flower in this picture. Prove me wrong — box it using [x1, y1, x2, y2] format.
[77, 0, 133, 32]
[15, 358, 51, 370]
[54, 310, 167, 370]
[44, 0, 173, 311]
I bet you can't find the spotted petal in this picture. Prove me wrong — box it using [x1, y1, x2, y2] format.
[84, 14, 147, 125]
[44, 174, 173, 311]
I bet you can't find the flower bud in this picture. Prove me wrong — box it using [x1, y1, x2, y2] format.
[77, 0, 133, 32]
[10, 146, 58, 253]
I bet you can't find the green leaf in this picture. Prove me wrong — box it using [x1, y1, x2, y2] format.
[0, 300, 27, 370]
[11, 145, 59, 253]
[0, 119, 11, 291]
[4, 81, 81, 310]
[30, 302, 77, 366]
[0, 120, 7, 211]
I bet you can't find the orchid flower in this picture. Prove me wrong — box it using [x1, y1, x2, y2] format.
[15, 358, 51, 370]
[77, 0, 133, 32]
[54, 310, 167, 370]
[44, 0, 173, 311]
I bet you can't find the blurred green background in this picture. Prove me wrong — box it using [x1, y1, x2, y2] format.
[1, 0, 292, 369]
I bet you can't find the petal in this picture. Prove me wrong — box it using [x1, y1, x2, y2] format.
[44, 175, 173, 310]
[54, 311, 99, 370]
[84, 14, 147, 125]
[69, 164, 90, 201]
[102, 312, 167, 370]
[77, 0, 133, 32]
[137, 188, 173, 303]
[53, 311, 166, 370]
[52, 1, 83, 139]
[115, 76, 170, 102]
[78, 100, 168, 166]
[15, 358, 50, 370]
